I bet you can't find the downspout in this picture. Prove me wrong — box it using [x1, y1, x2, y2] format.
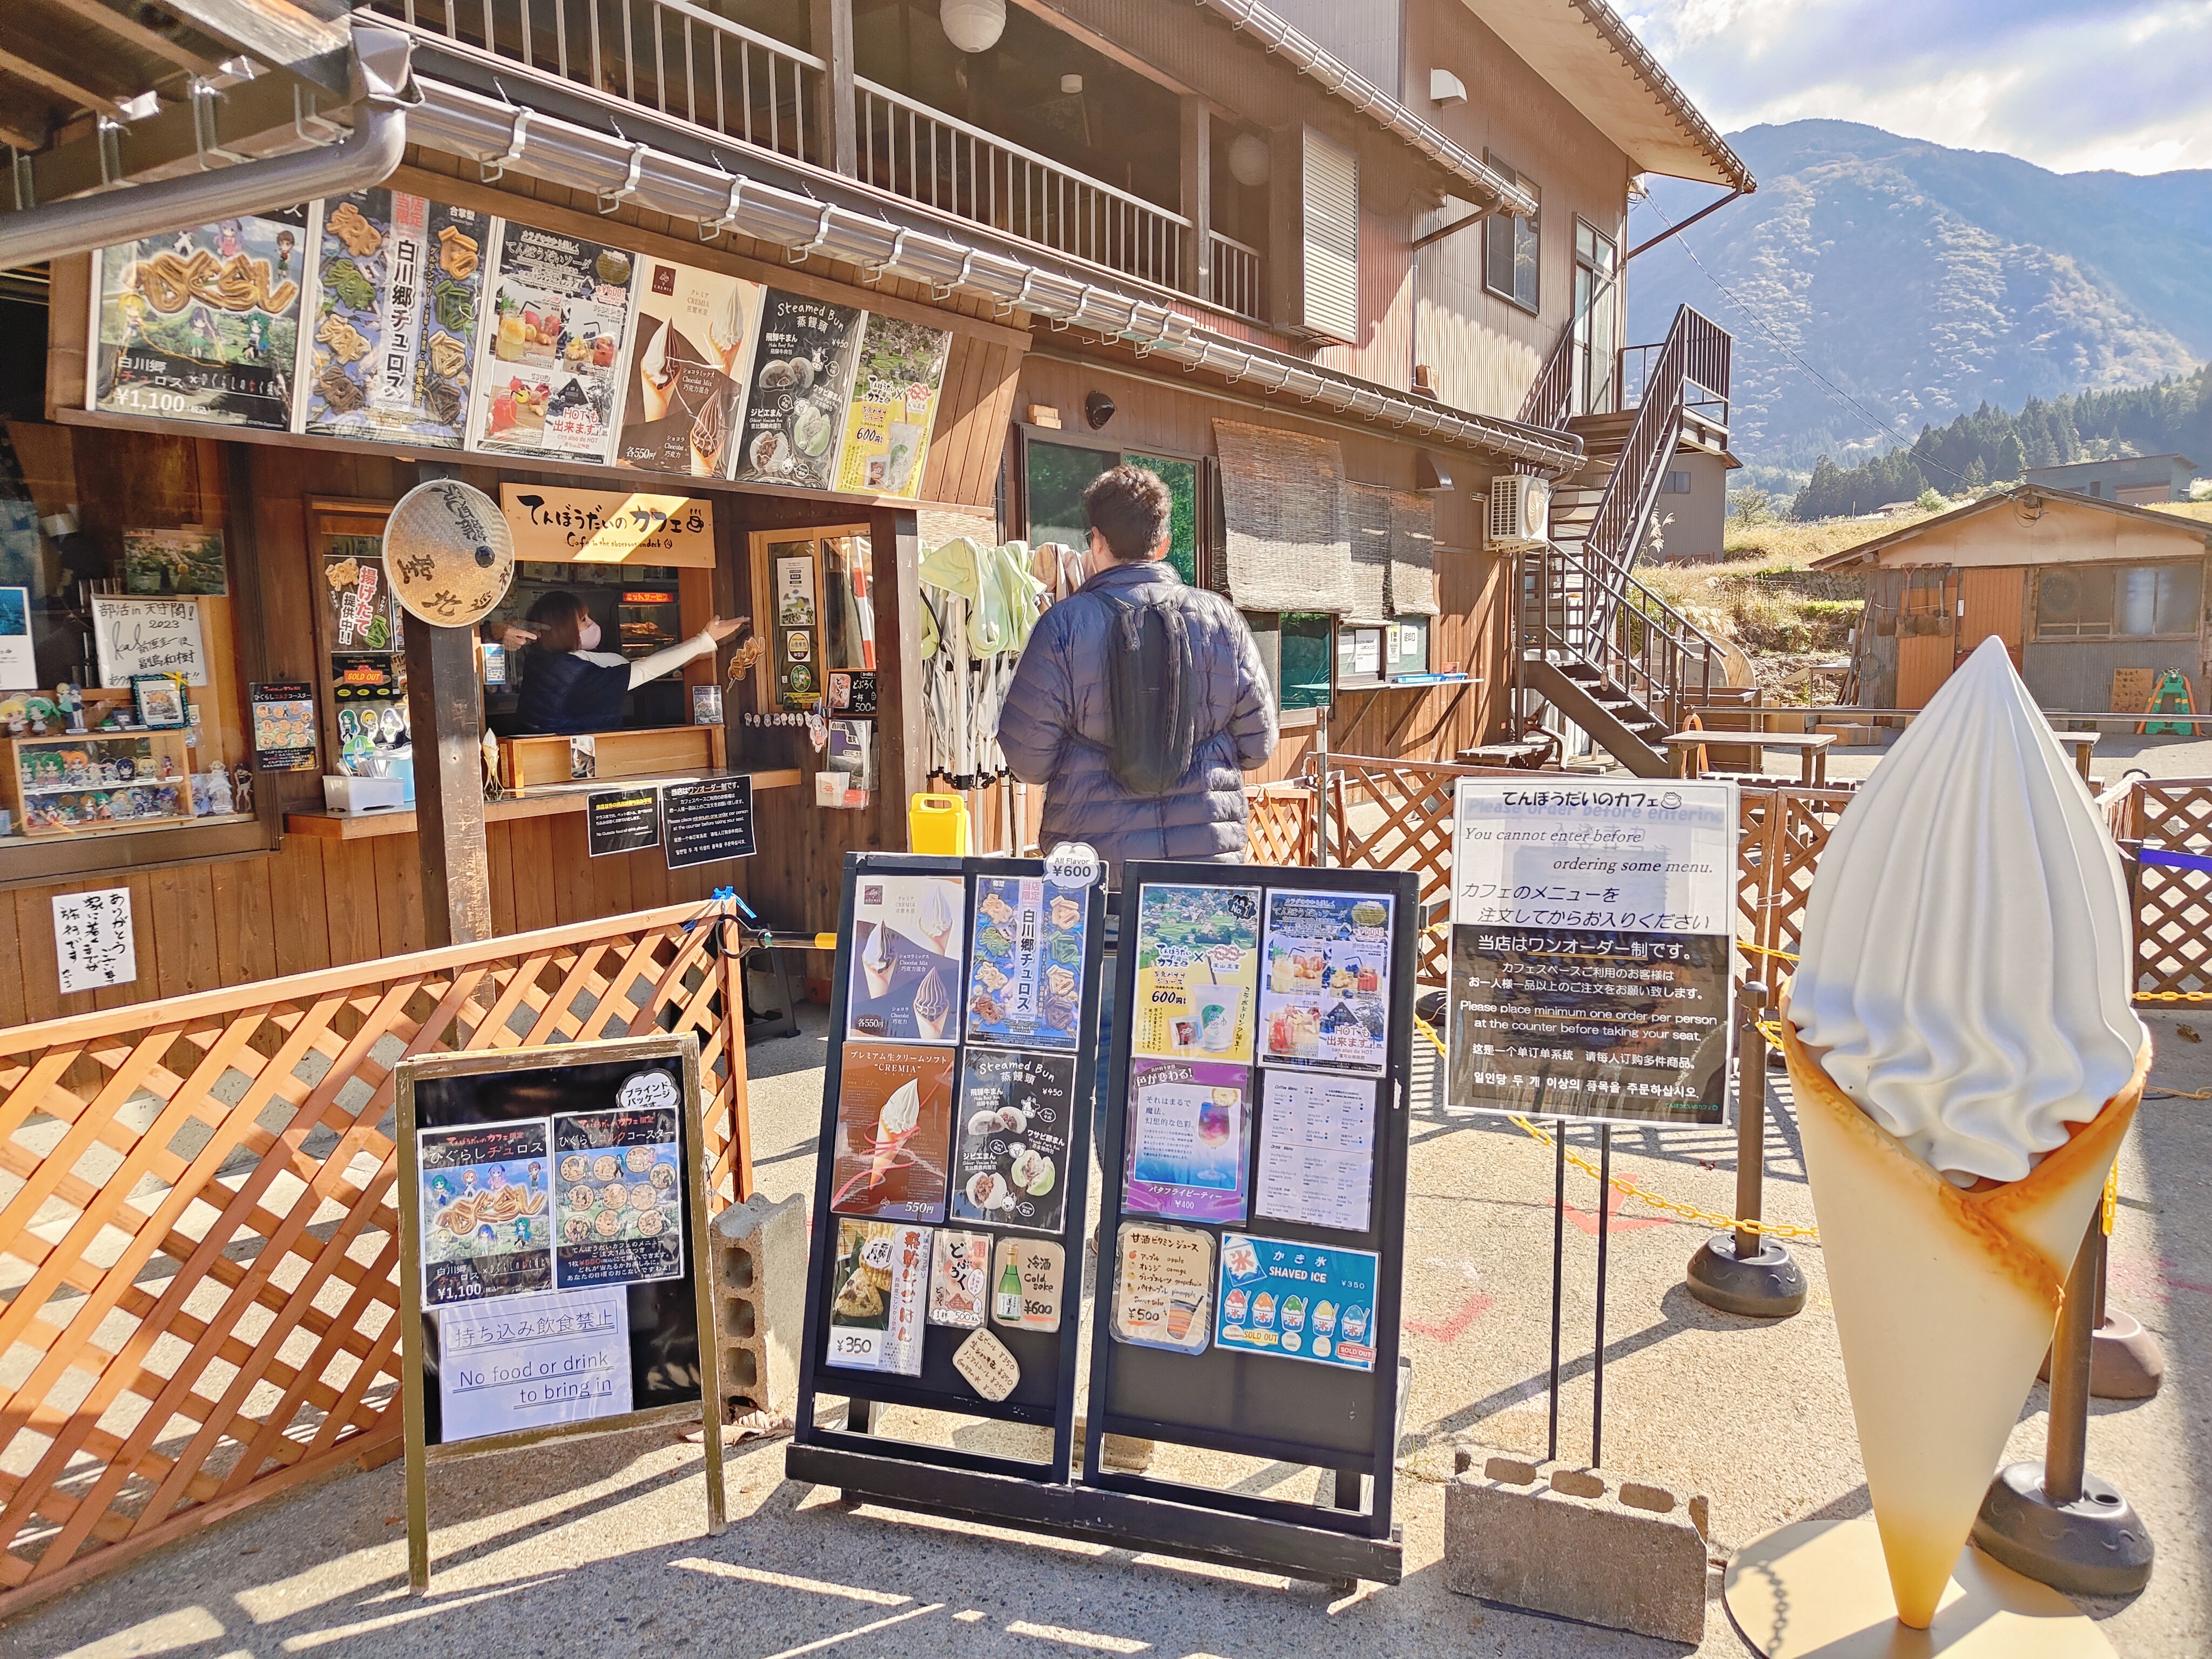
[0, 22, 413, 268]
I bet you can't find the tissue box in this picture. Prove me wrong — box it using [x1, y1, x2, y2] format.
[322, 774, 407, 814]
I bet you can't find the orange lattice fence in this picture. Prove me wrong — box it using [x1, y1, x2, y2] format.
[1244, 783, 1316, 866]
[2127, 780, 2212, 999]
[0, 900, 746, 1615]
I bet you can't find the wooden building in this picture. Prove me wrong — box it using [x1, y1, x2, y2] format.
[1819, 488, 2212, 712]
[0, 0, 1750, 1015]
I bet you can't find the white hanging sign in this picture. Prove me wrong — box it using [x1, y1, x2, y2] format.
[53, 887, 137, 994]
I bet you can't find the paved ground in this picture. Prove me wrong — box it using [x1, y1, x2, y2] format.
[11, 1008, 2210, 1659]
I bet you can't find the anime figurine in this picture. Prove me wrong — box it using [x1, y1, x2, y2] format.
[57, 683, 84, 734]
[231, 766, 252, 812]
[203, 765, 233, 813]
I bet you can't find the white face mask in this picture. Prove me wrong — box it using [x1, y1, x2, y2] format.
[578, 619, 603, 651]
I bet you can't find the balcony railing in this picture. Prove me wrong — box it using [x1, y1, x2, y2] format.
[1208, 230, 1263, 321]
[371, 0, 825, 166]
[1621, 329, 1730, 430]
[857, 78, 1188, 292]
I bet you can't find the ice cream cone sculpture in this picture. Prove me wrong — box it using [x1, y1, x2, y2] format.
[1782, 1000, 2143, 1628]
[1784, 637, 2151, 1630]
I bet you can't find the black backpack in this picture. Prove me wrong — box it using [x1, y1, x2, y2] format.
[1100, 591, 1198, 796]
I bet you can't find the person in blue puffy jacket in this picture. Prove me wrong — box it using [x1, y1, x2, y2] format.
[997, 465, 1277, 887]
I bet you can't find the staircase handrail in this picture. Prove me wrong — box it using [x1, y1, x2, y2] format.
[1518, 325, 1576, 430]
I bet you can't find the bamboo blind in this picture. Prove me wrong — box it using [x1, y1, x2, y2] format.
[0, 900, 749, 1613]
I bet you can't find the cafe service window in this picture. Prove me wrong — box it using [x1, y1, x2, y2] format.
[1, 424, 260, 868]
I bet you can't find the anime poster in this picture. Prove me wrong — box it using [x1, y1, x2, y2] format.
[949, 1049, 1075, 1235]
[614, 259, 762, 477]
[828, 1041, 955, 1222]
[93, 204, 315, 429]
[847, 873, 966, 1043]
[1124, 1058, 1251, 1225]
[551, 1105, 683, 1289]
[298, 188, 487, 447]
[467, 221, 640, 462]
[830, 313, 951, 498]
[1130, 884, 1260, 1061]
[732, 289, 864, 491]
[966, 876, 1085, 1050]
[1258, 889, 1394, 1075]
[1216, 1232, 1379, 1371]
[825, 1217, 928, 1375]
[417, 1121, 554, 1306]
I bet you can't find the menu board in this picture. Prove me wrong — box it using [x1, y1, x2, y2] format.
[1124, 1058, 1251, 1224]
[615, 259, 763, 477]
[1255, 1071, 1377, 1233]
[950, 1049, 1075, 1234]
[1130, 883, 1260, 1060]
[732, 289, 864, 490]
[966, 875, 1087, 1050]
[417, 1122, 554, 1305]
[828, 1042, 955, 1222]
[831, 313, 952, 498]
[299, 188, 488, 447]
[826, 1218, 928, 1375]
[1259, 890, 1394, 1075]
[552, 1104, 684, 1288]
[1110, 1222, 1215, 1355]
[467, 222, 640, 462]
[847, 873, 966, 1042]
[92, 205, 316, 429]
[1216, 1232, 1379, 1372]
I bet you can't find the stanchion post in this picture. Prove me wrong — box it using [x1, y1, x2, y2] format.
[1684, 978, 1808, 1318]
[1973, 1209, 2155, 1595]
[1547, 1120, 1566, 1466]
[1592, 1124, 1611, 1470]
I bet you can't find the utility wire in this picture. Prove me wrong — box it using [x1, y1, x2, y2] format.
[1633, 193, 1973, 489]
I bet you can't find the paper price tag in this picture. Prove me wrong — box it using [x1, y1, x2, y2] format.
[952, 1327, 1021, 1402]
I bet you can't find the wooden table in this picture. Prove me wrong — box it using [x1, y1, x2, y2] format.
[1664, 730, 1836, 787]
[2049, 730, 2098, 783]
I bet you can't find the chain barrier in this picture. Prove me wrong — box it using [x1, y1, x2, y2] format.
[1411, 1016, 1822, 1242]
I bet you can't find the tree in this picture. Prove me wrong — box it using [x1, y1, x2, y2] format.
[1914, 487, 1944, 512]
[1730, 487, 1777, 527]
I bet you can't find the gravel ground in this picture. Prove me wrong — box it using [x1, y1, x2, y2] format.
[10, 1007, 2208, 1659]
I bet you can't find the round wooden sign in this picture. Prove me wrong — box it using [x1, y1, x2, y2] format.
[381, 479, 516, 628]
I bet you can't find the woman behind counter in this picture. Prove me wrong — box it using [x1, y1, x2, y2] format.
[512, 590, 747, 735]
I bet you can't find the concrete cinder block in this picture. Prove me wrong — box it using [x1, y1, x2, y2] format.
[710, 1193, 805, 1422]
[1444, 1447, 1709, 1644]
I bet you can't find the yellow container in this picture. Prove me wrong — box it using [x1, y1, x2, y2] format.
[908, 792, 972, 856]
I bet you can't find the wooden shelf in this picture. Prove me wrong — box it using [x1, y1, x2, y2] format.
[285, 767, 802, 841]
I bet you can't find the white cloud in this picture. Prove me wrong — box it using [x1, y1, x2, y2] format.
[1623, 0, 2212, 174]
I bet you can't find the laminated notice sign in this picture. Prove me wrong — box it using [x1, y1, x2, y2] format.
[1216, 1232, 1378, 1371]
[847, 874, 966, 1043]
[417, 1121, 554, 1305]
[967, 875, 1086, 1050]
[1255, 1071, 1377, 1233]
[1259, 889, 1393, 1075]
[826, 1218, 928, 1375]
[1124, 1059, 1251, 1225]
[830, 313, 950, 498]
[1131, 883, 1260, 1061]
[1111, 1222, 1214, 1354]
[437, 1286, 631, 1444]
[468, 222, 640, 463]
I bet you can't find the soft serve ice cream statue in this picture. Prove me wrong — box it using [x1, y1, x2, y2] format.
[1782, 635, 2149, 1627]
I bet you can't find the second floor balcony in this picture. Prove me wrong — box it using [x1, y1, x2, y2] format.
[373, 0, 1271, 322]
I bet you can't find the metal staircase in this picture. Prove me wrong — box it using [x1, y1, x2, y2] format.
[1513, 305, 1733, 776]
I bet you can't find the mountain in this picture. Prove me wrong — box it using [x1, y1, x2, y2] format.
[1627, 122, 2212, 483]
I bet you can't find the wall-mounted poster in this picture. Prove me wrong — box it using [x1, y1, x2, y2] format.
[732, 290, 864, 491]
[91, 204, 316, 430]
[416, 1121, 554, 1305]
[950, 1048, 1075, 1234]
[616, 260, 762, 477]
[467, 222, 640, 462]
[123, 527, 227, 596]
[249, 682, 319, 771]
[1216, 1232, 1379, 1371]
[828, 1041, 955, 1221]
[0, 586, 37, 690]
[1131, 883, 1260, 1061]
[966, 875, 1087, 1050]
[298, 189, 487, 447]
[551, 1104, 684, 1288]
[831, 314, 951, 498]
[1124, 1058, 1251, 1225]
[1259, 889, 1394, 1075]
[847, 873, 966, 1043]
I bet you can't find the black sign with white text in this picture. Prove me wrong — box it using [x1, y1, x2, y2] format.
[586, 788, 661, 858]
[663, 774, 757, 868]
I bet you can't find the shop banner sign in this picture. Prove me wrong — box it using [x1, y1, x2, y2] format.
[298, 188, 488, 448]
[831, 314, 951, 498]
[92, 205, 317, 430]
[468, 224, 640, 463]
[1445, 779, 1737, 1127]
[732, 291, 864, 491]
[498, 484, 716, 568]
[615, 259, 763, 478]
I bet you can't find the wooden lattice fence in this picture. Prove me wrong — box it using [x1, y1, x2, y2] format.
[0, 900, 747, 1614]
[2123, 779, 2212, 998]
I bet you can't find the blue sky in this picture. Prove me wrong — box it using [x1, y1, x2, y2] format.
[1623, 1, 2212, 175]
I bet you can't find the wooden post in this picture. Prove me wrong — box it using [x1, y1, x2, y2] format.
[1181, 96, 1211, 302]
[873, 508, 928, 853]
[403, 610, 492, 947]
[811, 0, 857, 177]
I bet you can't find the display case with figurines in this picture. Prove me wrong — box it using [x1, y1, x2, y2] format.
[3, 729, 198, 837]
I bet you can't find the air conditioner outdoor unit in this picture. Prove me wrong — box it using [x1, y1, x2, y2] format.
[1488, 473, 1552, 549]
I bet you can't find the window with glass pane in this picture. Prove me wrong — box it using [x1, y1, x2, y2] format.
[1279, 613, 1333, 710]
[1483, 157, 1540, 313]
[2035, 568, 2114, 638]
[2154, 564, 2202, 636]
[1126, 454, 1198, 585]
[1572, 218, 1618, 415]
[1024, 438, 1120, 551]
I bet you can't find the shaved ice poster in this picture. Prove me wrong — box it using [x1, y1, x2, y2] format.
[1216, 1232, 1379, 1372]
[828, 1041, 954, 1223]
[950, 1049, 1075, 1235]
[847, 873, 966, 1044]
